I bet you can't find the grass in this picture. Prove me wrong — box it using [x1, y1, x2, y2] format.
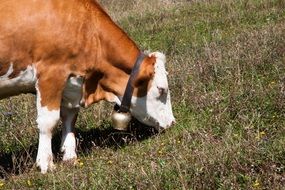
[1, 0, 285, 189]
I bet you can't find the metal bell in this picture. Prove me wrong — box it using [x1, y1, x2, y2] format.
[111, 110, 131, 131]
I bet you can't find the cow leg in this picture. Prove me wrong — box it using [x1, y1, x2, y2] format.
[60, 106, 78, 162]
[36, 93, 60, 174]
[35, 70, 68, 173]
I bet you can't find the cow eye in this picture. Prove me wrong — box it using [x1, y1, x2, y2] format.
[156, 87, 168, 103]
[158, 87, 165, 96]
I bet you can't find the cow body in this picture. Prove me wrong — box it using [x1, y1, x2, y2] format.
[0, 0, 175, 173]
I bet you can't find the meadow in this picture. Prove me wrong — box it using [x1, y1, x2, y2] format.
[0, 0, 285, 189]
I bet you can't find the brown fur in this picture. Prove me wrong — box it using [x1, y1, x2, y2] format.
[0, 0, 154, 110]
[0, 61, 11, 77]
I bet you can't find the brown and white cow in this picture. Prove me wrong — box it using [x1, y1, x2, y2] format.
[0, 0, 175, 173]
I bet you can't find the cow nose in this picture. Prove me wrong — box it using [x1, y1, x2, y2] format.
[168, 120, 176, 128]
[164, 120, 176, 129]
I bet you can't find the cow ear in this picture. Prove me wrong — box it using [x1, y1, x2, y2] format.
[133, 55, 156, 87]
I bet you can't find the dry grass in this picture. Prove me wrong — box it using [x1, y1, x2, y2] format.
[0, 0, 285, 189]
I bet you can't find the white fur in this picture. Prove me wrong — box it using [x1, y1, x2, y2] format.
[0, 65, 36, 98]
[122, 52, 175, 129]
[36, 82, 59, 174]
[0, 63, 13, 79]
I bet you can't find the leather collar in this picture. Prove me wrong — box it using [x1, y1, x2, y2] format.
[118, 52, 146, 113]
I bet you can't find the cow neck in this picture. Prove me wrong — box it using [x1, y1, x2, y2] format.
[95, 8, 140, 71]
[119, 52, 145, 113]
[92, 7, 145, 109]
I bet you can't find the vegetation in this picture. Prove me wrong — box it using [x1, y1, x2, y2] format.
[0, 0, 285, 189]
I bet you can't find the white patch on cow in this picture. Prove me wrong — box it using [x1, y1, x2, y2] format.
[130, 52, 175, 129]
[61, 132, 77, 161]
[113, 95, 122, 106]
[60, 106, 78, 161]
[36, 82, 59, 174]
[0, 65, 37, 98]
[0, 62, 13, 79]
[61, 75, 83, 109]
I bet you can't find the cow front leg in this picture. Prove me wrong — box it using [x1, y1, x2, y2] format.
[60, 106, 79, 162]
[35, 69, 68, 173]
[36, 104, 59, 174]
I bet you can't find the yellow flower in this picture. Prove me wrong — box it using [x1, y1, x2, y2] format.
[27, 180, 32, 187]
[0, 182, 4, 188]
[256, 131, 266, 140]
[253, 179, 260, 188]
[79, 161, 84, 167]
[107, 160, 113, 164]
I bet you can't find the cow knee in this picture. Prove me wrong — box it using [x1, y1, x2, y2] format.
[36, 108, 60, 133]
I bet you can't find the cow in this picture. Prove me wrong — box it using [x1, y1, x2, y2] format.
[0, 0, 175, 173]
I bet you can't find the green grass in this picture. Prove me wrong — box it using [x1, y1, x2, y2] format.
[1, 0, 285, 189]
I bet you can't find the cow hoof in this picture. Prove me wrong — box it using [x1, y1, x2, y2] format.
[62, 158, 78, 166]
[36, 155, 55, 174]
[62, 151, 77, 162]
[37, 162, 56, 174]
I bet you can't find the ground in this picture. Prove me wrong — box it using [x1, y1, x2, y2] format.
[0, 0, 285, 189]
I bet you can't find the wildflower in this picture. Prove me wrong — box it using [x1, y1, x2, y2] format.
[0, 182, 4, 188]
[260, 131, 266, 136]
[158, 150, 163, 154]
[107, 160, 113, 164]
[198, 167, 203, 173]
[79, 161, 84, 167]
[27, 180, 32, 187]
[253, 179, 260, 188]
[256, 131, 266, 140]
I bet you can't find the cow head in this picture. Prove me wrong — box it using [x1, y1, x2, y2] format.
[128, 52, 175, 130]
[83, 52, 175, 130]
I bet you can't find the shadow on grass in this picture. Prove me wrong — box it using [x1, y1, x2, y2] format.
[0, 118, 159, 178]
